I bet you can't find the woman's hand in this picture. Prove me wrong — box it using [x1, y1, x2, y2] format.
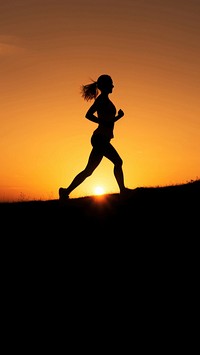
[118, 109, 124, 118]
[114, 109, 124, 121]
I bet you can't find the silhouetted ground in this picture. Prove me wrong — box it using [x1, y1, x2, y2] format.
[1, 180, 199, 320]
[1, 179, 199, 235]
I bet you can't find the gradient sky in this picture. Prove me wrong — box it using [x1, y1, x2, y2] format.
[0, 0, 200, 201]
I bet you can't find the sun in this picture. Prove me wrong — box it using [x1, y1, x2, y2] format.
[94, 186, 105, 196]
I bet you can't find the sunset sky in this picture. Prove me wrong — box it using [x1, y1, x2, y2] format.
[0, 0, 200, 201]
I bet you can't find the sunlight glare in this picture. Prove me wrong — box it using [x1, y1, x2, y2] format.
[94, 186, 105, 196]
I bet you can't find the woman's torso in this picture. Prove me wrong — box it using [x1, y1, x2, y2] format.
[93, 95, 116, 139]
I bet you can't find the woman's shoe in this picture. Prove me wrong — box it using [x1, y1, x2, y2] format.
[120, 187, 133, 195]
[59, 188, 69, 201]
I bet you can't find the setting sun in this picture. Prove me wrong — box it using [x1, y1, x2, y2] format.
[94, 186, 105, 196]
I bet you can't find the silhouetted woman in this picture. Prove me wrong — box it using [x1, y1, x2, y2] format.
[59, 74, 130, 200]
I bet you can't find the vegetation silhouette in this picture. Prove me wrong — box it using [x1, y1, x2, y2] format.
[59, 74, 131, 201]
[1, 179, 199, 234]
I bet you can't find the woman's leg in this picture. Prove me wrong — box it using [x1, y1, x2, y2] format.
[60, 148, 103, 197]
[103, 143, 127, 193]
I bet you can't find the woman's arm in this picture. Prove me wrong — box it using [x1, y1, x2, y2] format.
[85, 101, 99, 123]
[114, 109, 124, 122]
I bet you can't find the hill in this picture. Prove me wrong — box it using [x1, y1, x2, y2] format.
[1, 179, 199, 311]
[1, 179, 199, 235]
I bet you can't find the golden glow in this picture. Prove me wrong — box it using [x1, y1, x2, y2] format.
[0, 1, 199, 202]
[94, 186, 105, 196]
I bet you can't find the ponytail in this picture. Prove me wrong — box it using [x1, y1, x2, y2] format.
[80, 80, 98, 101]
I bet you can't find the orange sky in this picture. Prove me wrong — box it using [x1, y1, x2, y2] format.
[0, 0, 200, 201]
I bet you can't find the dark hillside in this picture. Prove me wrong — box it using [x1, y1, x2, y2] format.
[1, 179, 199, 234]
[1, 180, 199, 315]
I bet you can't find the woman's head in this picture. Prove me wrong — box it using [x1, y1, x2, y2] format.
[81, 74, 114, 101]
[97, 75, 113, 91]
